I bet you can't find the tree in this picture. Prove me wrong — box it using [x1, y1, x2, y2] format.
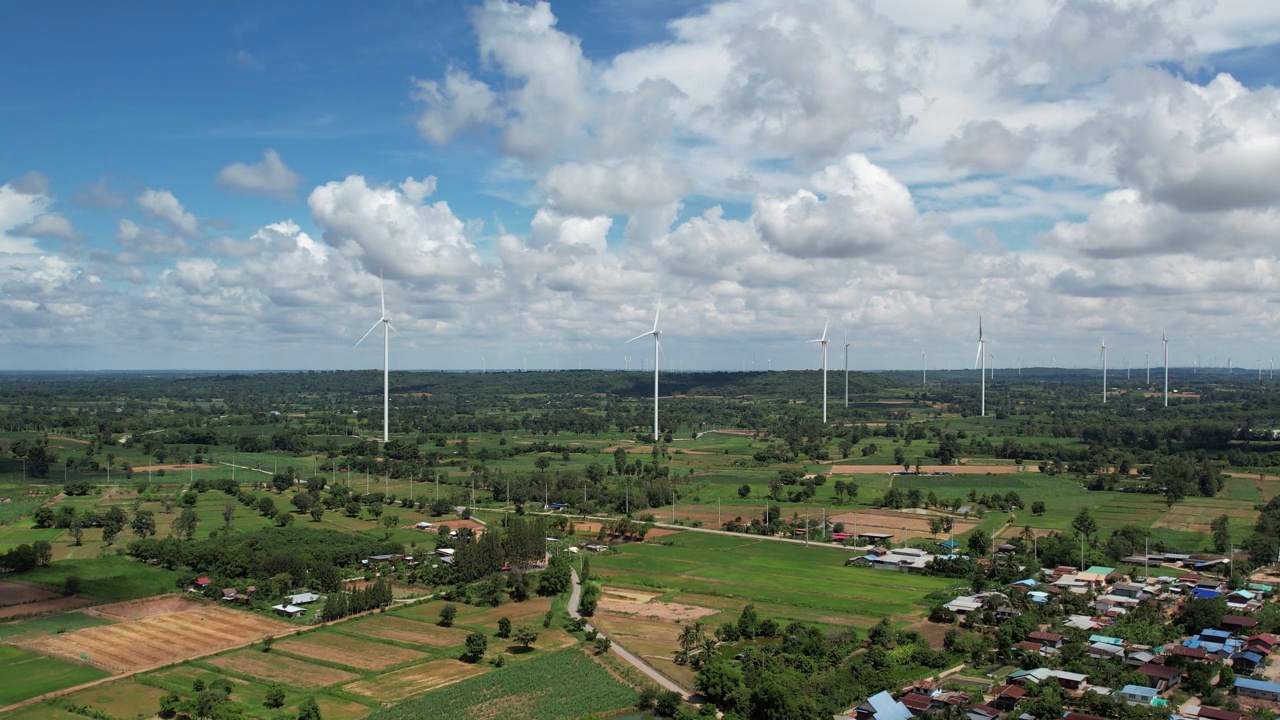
[1071, 508, 1097, 540]
[1211, 513, 1231, 554]
[737, 484, 751, 499]
[512, 625, 539, 648]
[497, 616, 512, 638]
[32, 540, 51, 567]
[1031, 501, 1046, 516]
[967, 530, 991, 558]
[62, 575, 81, 596]
[257, 496, 277, 518]
[310, 505, 324, 522]
[465, 631, 488, 661]
[172, 507, 198, 540]
[579, 582, 601, 616]
[439, 603, 457, 627]
[131, 509, 156, 538]
[296, 697, 322, 720]
[277, 512, 295, 528]
[264, 685, 286, 708]
[221, 499, 235, 531]
[69, 519, 84, 546]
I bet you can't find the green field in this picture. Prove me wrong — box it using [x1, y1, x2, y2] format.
[588, 530, 954, 628]
[365, 649, 635, 720]
[13, 556, 181, 603]
[0, 612, 114, 640]
[0, 645, 109, 706]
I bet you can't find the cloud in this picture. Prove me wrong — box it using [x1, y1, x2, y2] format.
[412, 69, 501, 145]
[11, 171, 50, 195]
[944, 120, 1040, 174]
[753, 154, 924, 258]
[115, 219, 191, 256]
[73, 178, 127, 209]
[214, 149, 302, 200]
[136, 189, 199, 235]
[18, 213, 84, 242]
[1072, 71, 1280, 212]
[0, 180, 51, 254]
[539, 158, 691, 216]
[229, 49, 264, 71]
[308, 176, 484, 283]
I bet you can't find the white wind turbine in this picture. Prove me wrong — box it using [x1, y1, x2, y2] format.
[808, 319, 830, 423]
[1100, 339, 1108, 404]
[626, 303, 662, 442]
[975, 316, 987, 417]
[354, 271, 398, 443]
[1162, 333, 1170, 407]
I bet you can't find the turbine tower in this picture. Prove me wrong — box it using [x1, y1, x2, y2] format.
[975, 316, 987, 417]
[922, 350, 927, 386]
[843, 335, 851, 408]
[626, 303, 662, 441]
[1146, 352, 1150, 384]
[354, 271, 397, 443]
[1100, 339, 1108, 404]
[1162, 333, 1170, 407]
[808, 319, 830, 423]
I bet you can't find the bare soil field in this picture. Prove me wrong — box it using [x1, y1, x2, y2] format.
[826, 508, 979, 543]
[276, 631, 426, 671]
[343, 659, 488, 702]
[596, 586, 717, 623]
[84, 595, 201, 620]
[28, 598, 289, 674]
[829, 464, 1022, 474]
[590, 612, 694, 689]
[128, 463, 216, 472]
[0, 581, 58, 608]
[347, 614, 471, 648]
[0, 597, 91, 620]
[1154, 504, 1259, 534]
[208, 649, 359, 688]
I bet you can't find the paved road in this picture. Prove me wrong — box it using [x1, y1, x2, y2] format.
[568, 568, 692, 699]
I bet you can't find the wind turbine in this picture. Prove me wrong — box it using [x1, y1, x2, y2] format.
[1146, 352, 1150, 384]
[808, 319, 830, 423]
[1162, 333, 1170, 407]
[975, 316, 986, 417]
[1100, 339, 1108, 404]
[354, 271, 397, 443]
[626, 303, 662, 441]
[1228, 357, 1234, 376]
[843, 334, 851, 408]
[922, 350, 927, 386]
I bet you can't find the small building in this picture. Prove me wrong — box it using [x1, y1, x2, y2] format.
[1028, 631, 1066, 648]
[989, 684, 1025, 711]
[1137, 663, 1181, 692]
[1168, 644, 1210, 662]
[271, 603, 306, 618]
[1230, 650, 1264, 673]
[1048, 670, 1087, 691]
[220, 588, 237, 601]
[856, 532, 894, 546]
[1245, 633, 1279, 654]
[1120, 685, 1157, 706]
[945, 595, 983, 614]
[1194, 706, 1245, 720]
[193, 577, 211, 589]
[965, 704, 1001, 720]
[414, 521, 433, 529]
[1221, 615, 1259, 634]
[854, 690, 913, 720]
[1235, 677, 1280, 702]
[289, 592, 320, 605]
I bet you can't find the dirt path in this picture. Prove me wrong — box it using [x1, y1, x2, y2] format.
[569, 568, 693, 700]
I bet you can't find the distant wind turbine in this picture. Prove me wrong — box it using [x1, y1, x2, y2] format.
[975, 316, 987, 417]
[808, 319, 830, 423]
[1162, 333, 1170, 407]
[626, 302, 662, 441]
[922, 350, 927, 386]
[1100, 339, 1108, 404]
[354, 271, 398, 443]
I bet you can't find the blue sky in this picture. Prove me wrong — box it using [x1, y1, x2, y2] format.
[3, 1, 1280, 372]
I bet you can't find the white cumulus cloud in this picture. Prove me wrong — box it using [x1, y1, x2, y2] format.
[215, 149, 303, 200]
[136, 189, 199, 236]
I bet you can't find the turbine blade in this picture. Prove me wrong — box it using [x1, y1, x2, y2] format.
[626, 331, 650, 344]
[388, 323, 403, 339]
[978, 315, 983, 341]
[821, 318, 829, 342]
[652, 303, 661, 333]
[974, 341, 983, 369]
[380, 269, 386, 318]
[354, 320, 381, 348]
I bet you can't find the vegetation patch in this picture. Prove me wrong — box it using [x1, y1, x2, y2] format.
[365, 649, 634, 720]
[206, 648, 360, 688]
[0, 645, 109, 706]
[343, 659, 489, 702]
[277, 630, 427, 671]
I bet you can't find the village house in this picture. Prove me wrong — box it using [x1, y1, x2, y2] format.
[1235, 677, 1280, 702]
[1136, 662, 1181, 692]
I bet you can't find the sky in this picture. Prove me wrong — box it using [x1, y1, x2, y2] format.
[3, 0, 1280, 373]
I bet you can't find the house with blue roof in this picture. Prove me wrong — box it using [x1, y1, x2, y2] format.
[1120, 684, 1157, 706]
[1235, 677, 1280, 702]
[1192, 588, 1222, 599]
[853, 690, 913, 720]
[1231, 650, 1264, 673]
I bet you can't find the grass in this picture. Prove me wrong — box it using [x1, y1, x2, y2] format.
[15, 556, 181, 603]
[589, 530, 952, 628]
[0, 646, 110, 705]
[365, 649, 635, 720]
[0, 611, 114, 640]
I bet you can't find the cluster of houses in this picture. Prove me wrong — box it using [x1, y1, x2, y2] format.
[850, 561, 1280, 720]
